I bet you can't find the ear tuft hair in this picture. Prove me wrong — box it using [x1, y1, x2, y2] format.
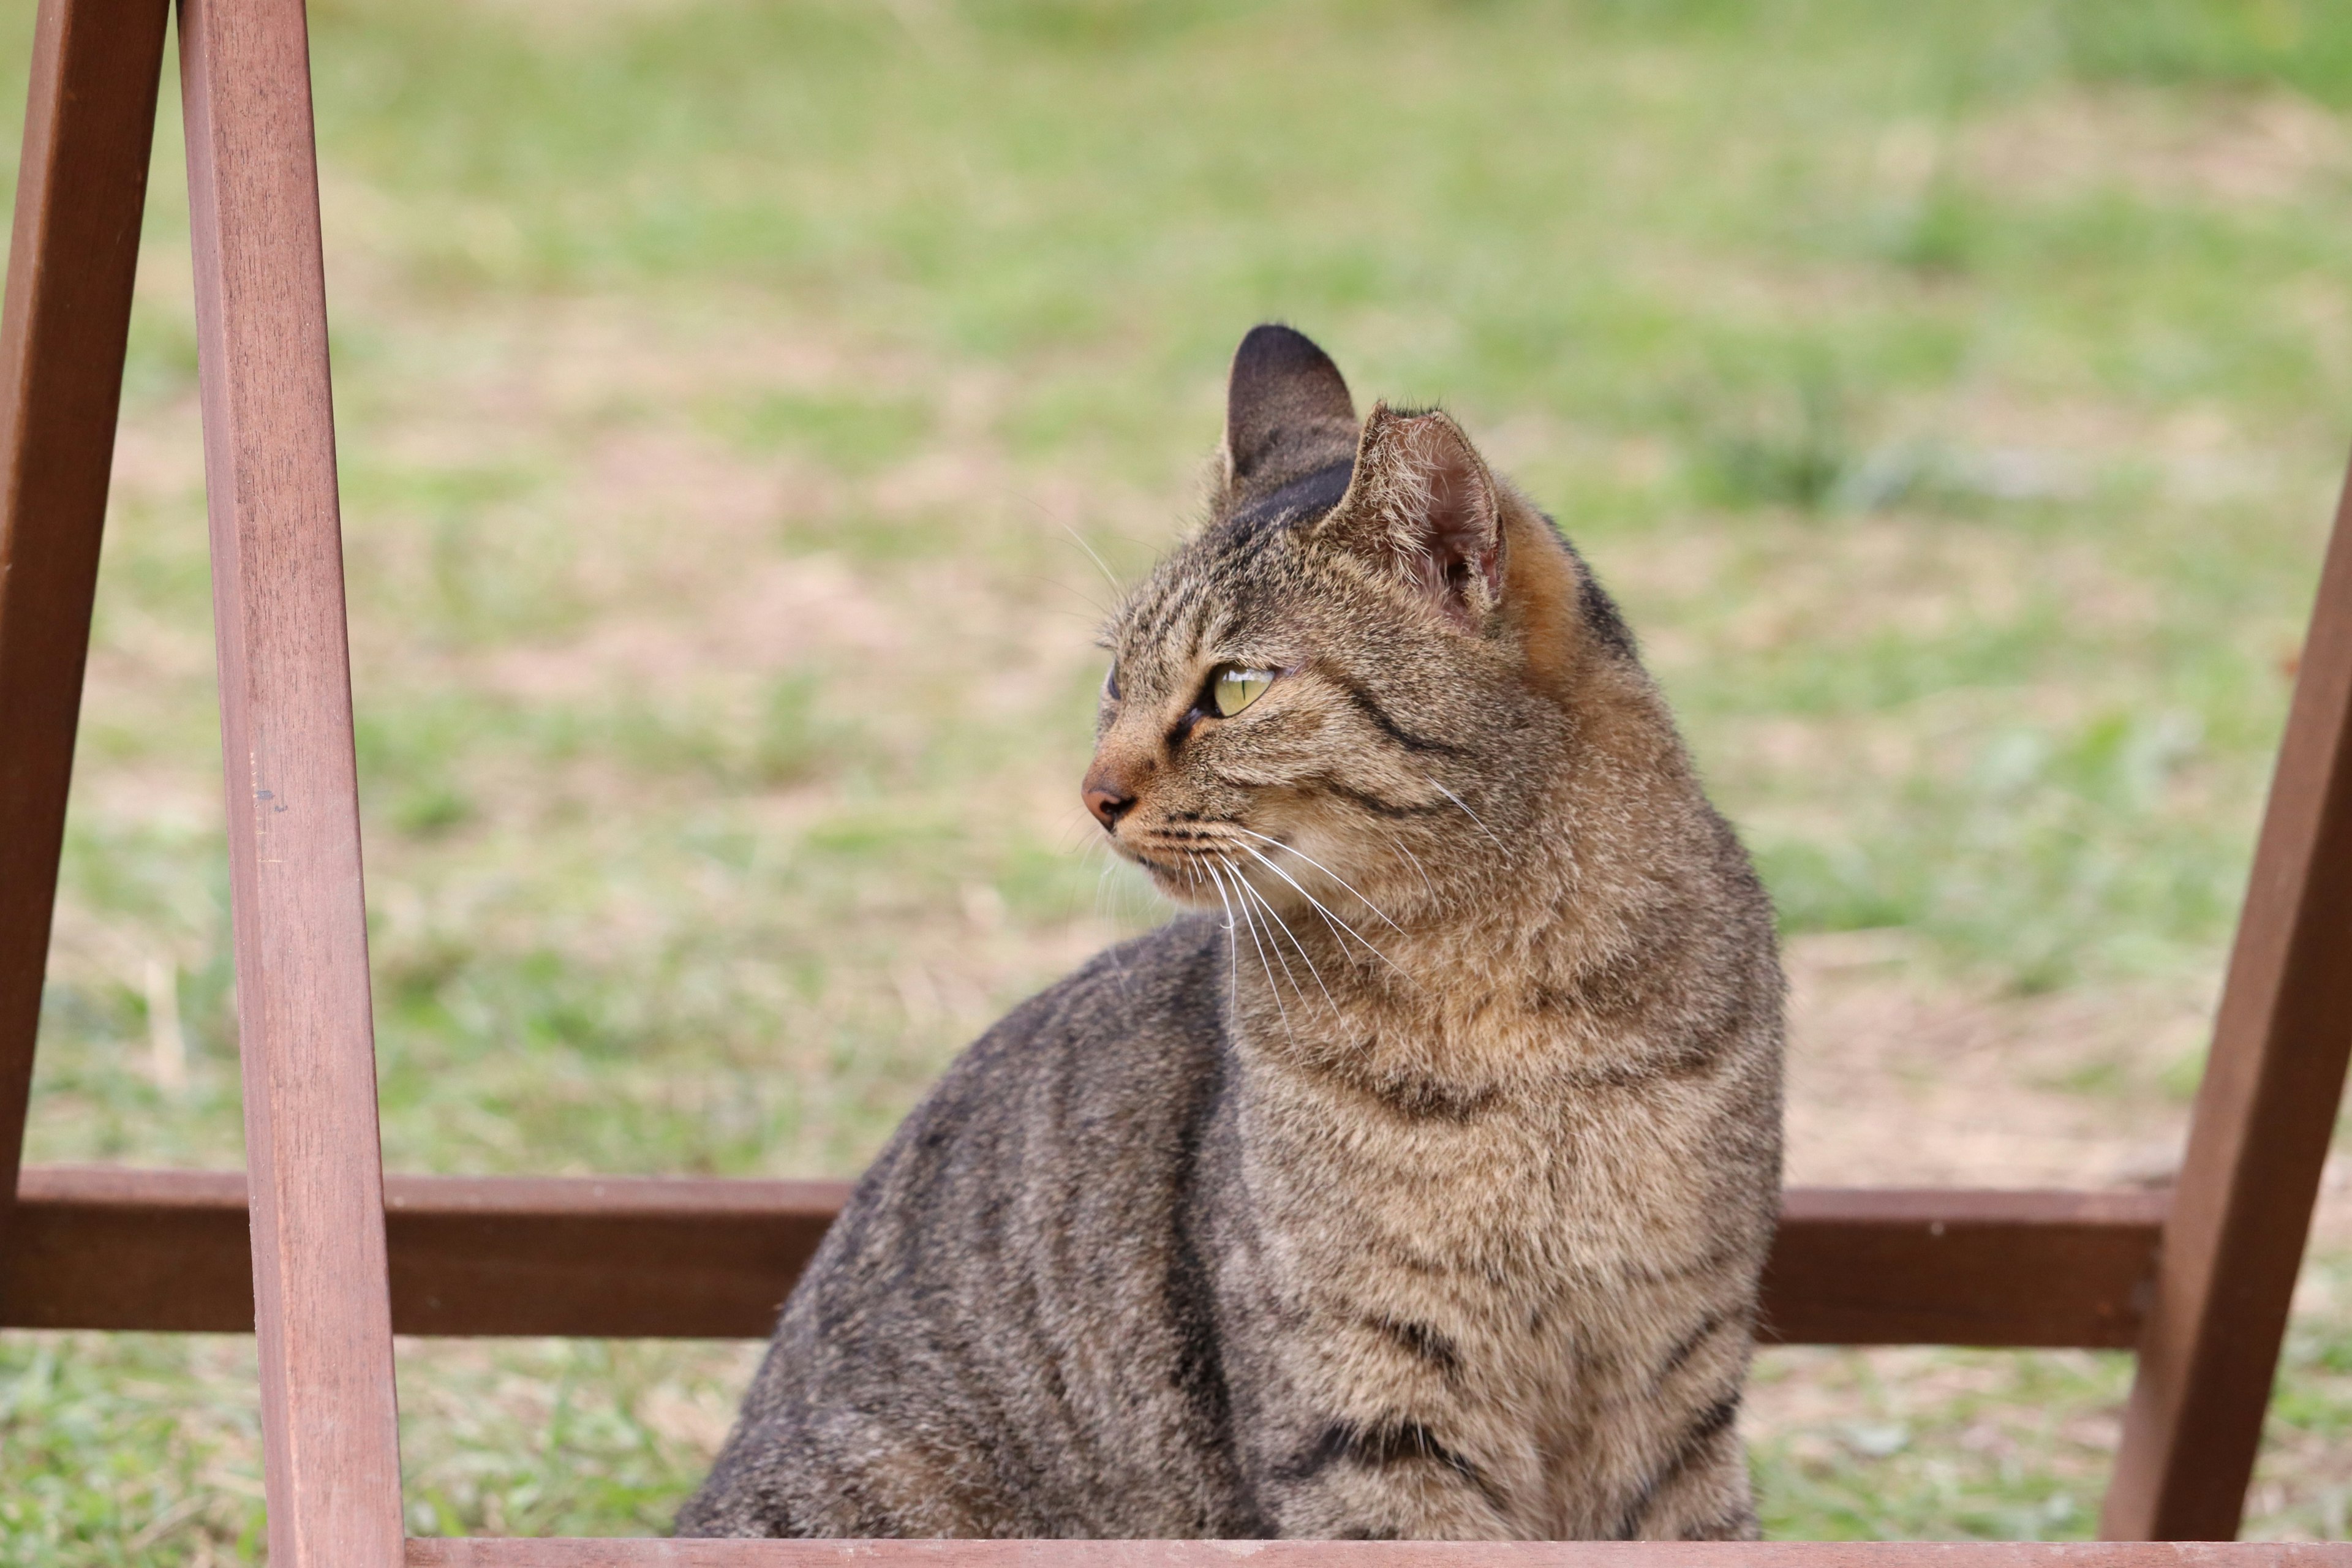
[1223, 325, 1359, 505]
[1324, 404, 1506, 633]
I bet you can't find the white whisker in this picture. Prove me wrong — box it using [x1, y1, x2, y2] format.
[1216, 824, 1406, 935]
[1202, 860, 1243, 1016]
[1223, 853, 1343, 1023]
[1427, 778, 1512, 860]
[1222, 856, 1294, 1042]
[1060, 522, 1122, 594]
[1232, 842, 1413, 987]
[1223, 855, 1309, 1009]
[1376, 829, 1438, 899]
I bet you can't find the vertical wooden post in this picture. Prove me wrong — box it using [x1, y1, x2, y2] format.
[2101, 467, 2352, 1540]
[0, 0, 169, 1298]
[178, 0, 404, 1561]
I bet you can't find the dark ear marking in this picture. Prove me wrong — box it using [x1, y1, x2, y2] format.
[1224, 325, 1360, 505]
[1553, 527, 1638, 660]
[1228, 458, 1354, 535]
[1325, 404, 1506, 633]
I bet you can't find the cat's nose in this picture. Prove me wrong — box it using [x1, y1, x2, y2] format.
[1082, 769, 1137, 832]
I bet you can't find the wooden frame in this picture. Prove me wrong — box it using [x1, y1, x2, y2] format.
[2, 0, 2350, 1559]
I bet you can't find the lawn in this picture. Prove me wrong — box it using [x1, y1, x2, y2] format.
[7, 0, 2352, 1558]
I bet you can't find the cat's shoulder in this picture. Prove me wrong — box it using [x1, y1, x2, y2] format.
[952, 912, 1227, 1082]
[839, 913, 1229, 1220]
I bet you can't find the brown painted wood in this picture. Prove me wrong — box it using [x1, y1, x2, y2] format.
[401, 1539, 2348, 1567]
[0, 0, 170, 1300]
[0, 1165, 850, 1335]
[1764, 1187, 2166, 1349]
[177, 0, 403, 1561]
[3, 1164, 251, 1330]
[0, 1167, 2161, 1348]
[378, 1172, 848, 1337]
[2103, 464, 2352, 1542]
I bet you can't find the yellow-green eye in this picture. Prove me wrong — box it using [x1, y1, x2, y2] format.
[1211, 665, 1274, 717]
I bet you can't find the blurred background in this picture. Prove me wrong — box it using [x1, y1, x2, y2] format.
[7, 0, 2352, 1555]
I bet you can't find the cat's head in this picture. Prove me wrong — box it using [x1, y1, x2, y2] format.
[1086, 325, 1649, 926]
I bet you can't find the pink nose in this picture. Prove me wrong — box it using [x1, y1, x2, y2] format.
[1082, 767, 1137, 832]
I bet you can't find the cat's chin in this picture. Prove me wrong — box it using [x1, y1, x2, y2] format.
[1127, 853, 1222, 908]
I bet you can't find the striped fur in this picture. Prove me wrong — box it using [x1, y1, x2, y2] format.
[679, 326, 1783, 1541]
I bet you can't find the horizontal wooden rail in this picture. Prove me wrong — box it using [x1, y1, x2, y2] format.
[1, 1164, 847, 1337]
[0, 1166, 2165, 1347]
[1765, 1186, 2164, 1348]
[401, 1540, 2335, 1566]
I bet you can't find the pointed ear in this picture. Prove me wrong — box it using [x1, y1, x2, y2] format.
[1221, 324, 1359, 505]
[1322, 404, 1505, 633]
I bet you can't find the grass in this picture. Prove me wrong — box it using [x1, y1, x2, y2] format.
[7, 0, 2352, 1556]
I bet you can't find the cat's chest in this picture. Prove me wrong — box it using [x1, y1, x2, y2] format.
[1235, 1041, 1724, 1290]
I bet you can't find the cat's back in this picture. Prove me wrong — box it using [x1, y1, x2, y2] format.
[679, 914, 1257, 1539]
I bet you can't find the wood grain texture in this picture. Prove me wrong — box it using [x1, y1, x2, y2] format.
[2103, 464, 2352, 1542]
[402, 1539, 2350, 1566]
[178, 0, 403, 1562]
[0, 0, 168, 1302]
[0, 1167, 2160, 1348]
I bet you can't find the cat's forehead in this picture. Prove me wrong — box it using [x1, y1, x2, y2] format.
[1112, 526, 1299, 680]
[1109, 556, 1245, 684]
[1107, 459, 1355, 681]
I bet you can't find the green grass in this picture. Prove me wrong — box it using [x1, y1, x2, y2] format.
[8, 0, 2352, 1556]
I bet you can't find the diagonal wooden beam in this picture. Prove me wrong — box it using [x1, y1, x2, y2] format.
[0, 0, 170, 1305]
[177, 0, 403, 1561]
[2102, 461, 2352, 1541]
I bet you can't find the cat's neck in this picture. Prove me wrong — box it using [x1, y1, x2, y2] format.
[1221, 679, 1717, 1098]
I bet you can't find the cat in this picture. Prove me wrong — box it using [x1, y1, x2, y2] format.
[677, 324, 1784, 1542]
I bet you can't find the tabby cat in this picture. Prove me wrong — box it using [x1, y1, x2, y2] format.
[679, 325, 1784, 1542]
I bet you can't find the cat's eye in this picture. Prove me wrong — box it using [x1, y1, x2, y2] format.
[1210, 665, 1273, 718]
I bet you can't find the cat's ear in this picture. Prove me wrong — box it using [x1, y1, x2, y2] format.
[1221, 324, 1359, 504]
[1322, 404, 1505, 633]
